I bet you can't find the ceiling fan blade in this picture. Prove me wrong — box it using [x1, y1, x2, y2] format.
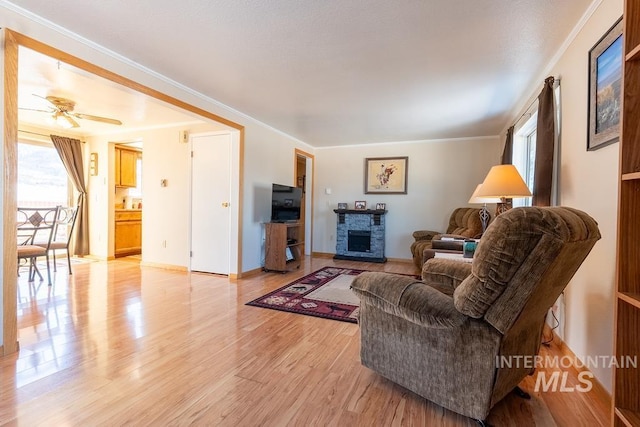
[66, 115, 80, 128]
[72, 113, 122, 126]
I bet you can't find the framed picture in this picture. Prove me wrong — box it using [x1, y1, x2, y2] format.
[364, 156, 408, 194]
[588, 17, 623, 151]
[354, 200, 367, 210]
[375, 203, 386, 210]
[337, 202, 348, 209]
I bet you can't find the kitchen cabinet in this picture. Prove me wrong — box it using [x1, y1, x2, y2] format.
[115, 210, 142, 257]
[115, 147, 139, 188]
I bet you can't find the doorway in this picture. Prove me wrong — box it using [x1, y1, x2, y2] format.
[295, 149, 314, 256]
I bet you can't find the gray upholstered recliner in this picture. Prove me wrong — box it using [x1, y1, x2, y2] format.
[410, 207, 483, 269]
[351, 207, 600, 424]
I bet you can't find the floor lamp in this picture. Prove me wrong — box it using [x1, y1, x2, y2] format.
[475, 165, 532, 215]
[468, 184, 501, 233]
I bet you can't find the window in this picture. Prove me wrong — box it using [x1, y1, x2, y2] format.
[18, 141, 70, 207]
[512, 111, 537, 208]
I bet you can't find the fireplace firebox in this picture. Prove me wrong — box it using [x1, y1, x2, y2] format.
[348, 230, 371, 252]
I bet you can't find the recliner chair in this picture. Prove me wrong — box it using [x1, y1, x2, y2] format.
[352, 207, 600, 424]
[410, 207, 483, 269]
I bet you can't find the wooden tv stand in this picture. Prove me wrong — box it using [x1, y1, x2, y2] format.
[264, 222, 304, 272]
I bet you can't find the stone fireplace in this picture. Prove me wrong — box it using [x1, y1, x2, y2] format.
[333, 208, 387, 263]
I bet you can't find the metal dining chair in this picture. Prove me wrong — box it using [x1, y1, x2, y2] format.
[17, 206, 60, 286]
[36, 206, 79, 274]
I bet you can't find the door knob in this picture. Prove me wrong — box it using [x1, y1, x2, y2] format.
[222, 202, 230, 207]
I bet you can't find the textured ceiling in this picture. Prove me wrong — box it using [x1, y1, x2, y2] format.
[7, 0, 594, 146]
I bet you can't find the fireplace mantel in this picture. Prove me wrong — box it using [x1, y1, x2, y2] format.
[333, 209, 387, 263]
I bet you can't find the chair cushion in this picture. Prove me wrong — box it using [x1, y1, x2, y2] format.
[17, 245, 47, 258]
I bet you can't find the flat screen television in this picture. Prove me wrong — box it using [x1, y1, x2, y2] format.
[271, 183, 303, 222]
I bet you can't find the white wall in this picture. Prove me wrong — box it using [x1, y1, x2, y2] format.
[506, 0, 622, 391]
[313, 137, 500, 260]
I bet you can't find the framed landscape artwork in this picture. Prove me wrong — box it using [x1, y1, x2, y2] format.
[588, 17, 623, 151]
[364, 156, 408, 194]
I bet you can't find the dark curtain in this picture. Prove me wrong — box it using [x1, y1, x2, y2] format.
[50, 135, 89, 255]
[532, 76, 555, 206]
[501, 126, 514, 165]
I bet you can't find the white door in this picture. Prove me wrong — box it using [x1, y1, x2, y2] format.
[190, 133, 231, 274]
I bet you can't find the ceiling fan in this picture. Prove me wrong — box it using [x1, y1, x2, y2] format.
[20, 94, 123, 129]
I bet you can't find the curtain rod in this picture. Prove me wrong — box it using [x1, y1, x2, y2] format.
[512, 77, 561, 128]
[18, 129, 50, 138]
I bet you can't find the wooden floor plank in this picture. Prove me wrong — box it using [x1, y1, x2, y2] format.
[0, 256, 609, 425]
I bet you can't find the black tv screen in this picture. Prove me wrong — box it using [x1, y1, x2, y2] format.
[271, 183, 303, 222]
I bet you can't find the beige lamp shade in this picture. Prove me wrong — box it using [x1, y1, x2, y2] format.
[468, 184, 501, 204]
[476, 165, 532, 199]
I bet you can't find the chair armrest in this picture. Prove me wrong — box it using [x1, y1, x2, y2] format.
[422, 258, 472, 292]
[351, 272, 467, 328]
[412, 230, 440, 241]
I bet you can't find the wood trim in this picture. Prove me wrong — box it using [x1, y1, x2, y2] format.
[551, 331, 612, 405]
[235, 266, 263, 278]
[3, 29, 19, 355]
[139, 261, 188, 272]
[7, 31, 243, 131]
[385, 257, 414, 264]
[311, 252, 334, 259]
[237, 130, 245, 275]
[295, 148, 315, 257]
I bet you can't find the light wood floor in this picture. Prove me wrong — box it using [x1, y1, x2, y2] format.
[1, 257, 609, 426]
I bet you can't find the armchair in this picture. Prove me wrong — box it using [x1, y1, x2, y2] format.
[410, 207, 483, 269]
[352, 207, 600, 424]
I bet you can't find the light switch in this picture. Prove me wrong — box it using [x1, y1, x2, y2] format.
[325, 188, 332, 195]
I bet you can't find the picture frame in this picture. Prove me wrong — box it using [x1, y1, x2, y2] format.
[375, 203, 386, 210]
[354, 200, 367, 210]
[364, 156, 408, 194]
[337, 202, 348, 210]
[588, 16, 623, 151]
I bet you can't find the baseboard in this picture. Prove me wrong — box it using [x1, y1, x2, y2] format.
[311, 252, 334, 258]
[545, 330, 611, 404]
[237, 266, 264, 278]
[140, 261, 188, 272]
[82, 254, 114, 261]
[385, 257, 414, 264]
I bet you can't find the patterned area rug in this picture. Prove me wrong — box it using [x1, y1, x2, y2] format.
[247, 267, 419, 323]
[246, 267, 370, 323]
